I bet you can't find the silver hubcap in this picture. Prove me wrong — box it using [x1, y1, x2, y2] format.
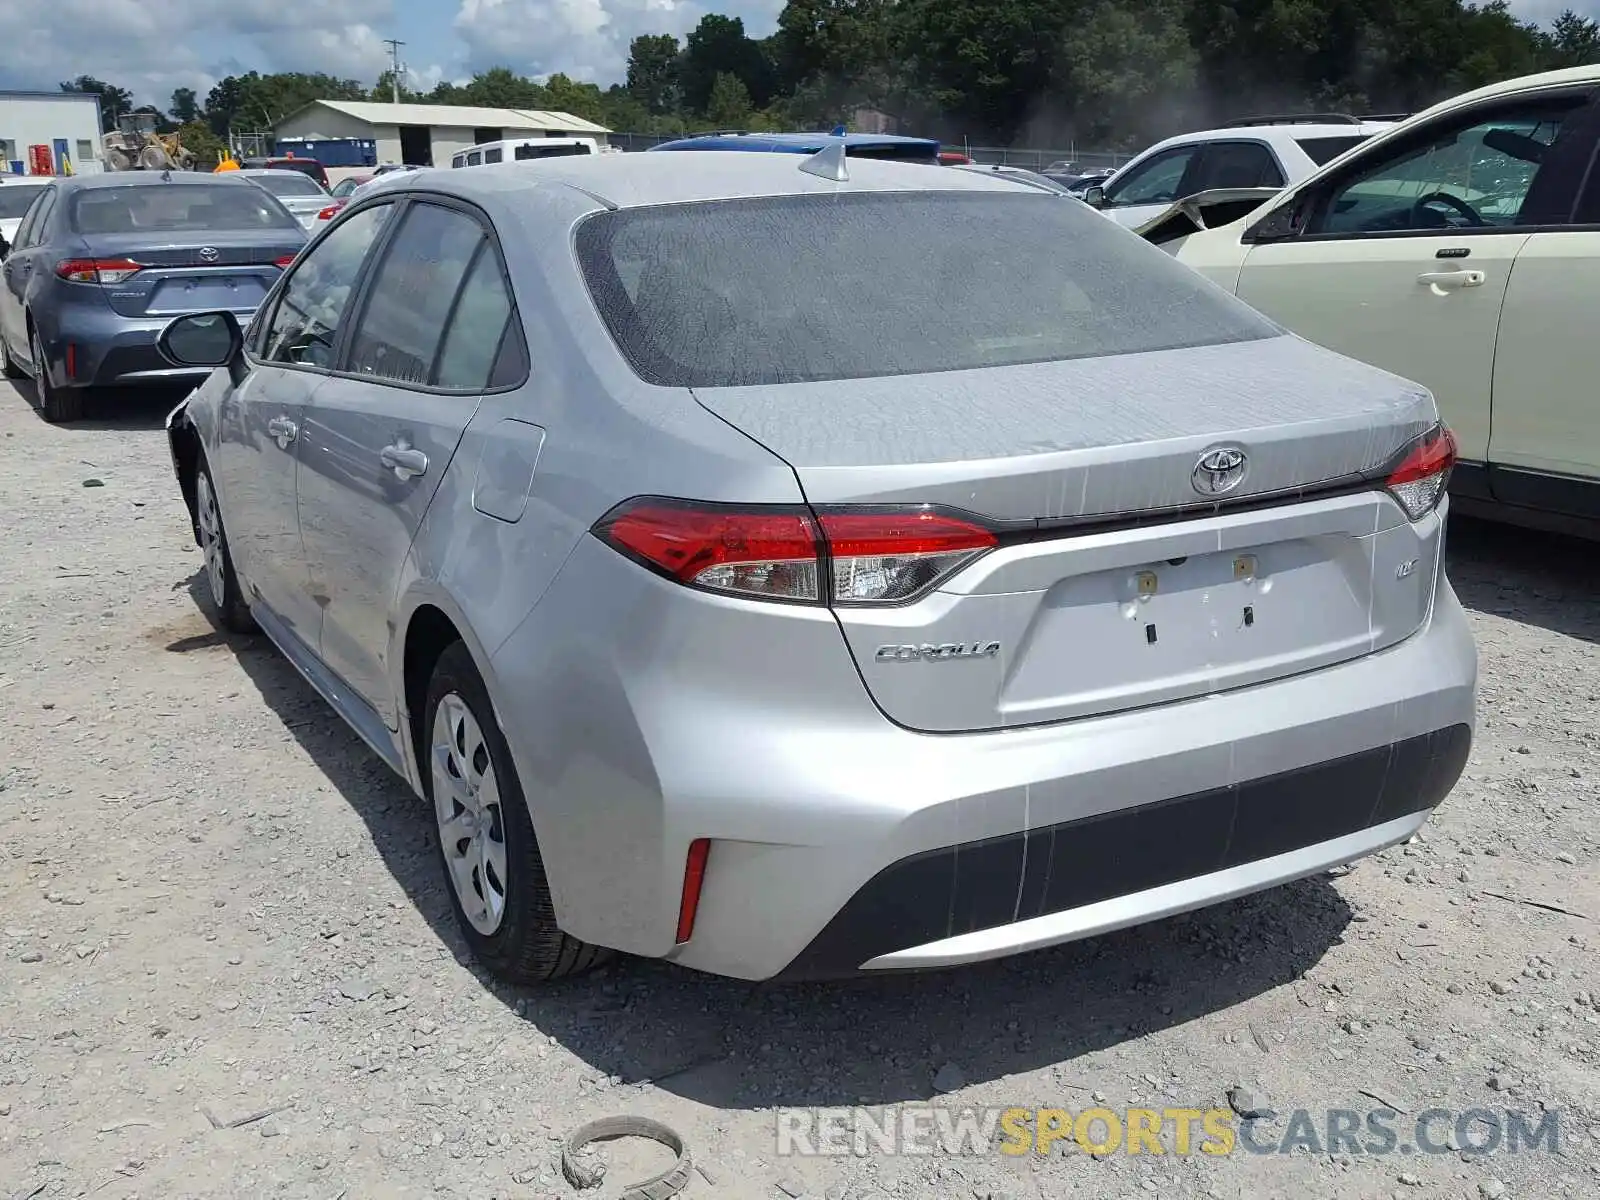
[431, 695, 508, 935]
[195, 473, 227, 609]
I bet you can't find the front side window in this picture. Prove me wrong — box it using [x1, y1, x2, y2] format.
[577, 191, 1280, 388]
[261, 203, 393, 367]
[1312, 97, 1587, 236]
[1102, 146, 1200, 208]
[345, 202, 486, 386]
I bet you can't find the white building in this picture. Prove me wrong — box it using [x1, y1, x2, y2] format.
[270, 100, 610, 169]
[0, 90, 105, 175]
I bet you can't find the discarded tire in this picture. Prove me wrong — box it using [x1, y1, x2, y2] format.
[561, 1114, 691, 1199]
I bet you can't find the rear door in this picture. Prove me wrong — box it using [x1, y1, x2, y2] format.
[1230, 87, 1598, 468]
[212, 201, 397, 647]
[296, 198, 516, 725]
[1481, 155, 1600, 517]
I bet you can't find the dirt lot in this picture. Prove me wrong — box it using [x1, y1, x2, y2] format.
[1, 381, 1597, 1200]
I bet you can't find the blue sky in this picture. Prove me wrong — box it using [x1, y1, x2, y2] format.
[0, 0, 1589, 114]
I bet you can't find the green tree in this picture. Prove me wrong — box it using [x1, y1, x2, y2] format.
[541, 73, 611, 124]
[59, 75, 133, 130]
[627, 34, 682, 114]
[170, 87, 201, 126]
[175, 121, 228, 168]
[706, 72, 754, 127]
[1546, 9, 1600, 66]
[451, 67, 547, 108]
[1051, 0, 1197, 145]
[681, 15, 775, 114]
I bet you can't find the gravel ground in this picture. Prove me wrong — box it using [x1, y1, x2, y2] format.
[1, 381, 1596, 1200]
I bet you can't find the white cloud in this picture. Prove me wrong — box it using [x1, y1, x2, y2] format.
[452, 0, 782, 83]
[0, 0, 445, 111]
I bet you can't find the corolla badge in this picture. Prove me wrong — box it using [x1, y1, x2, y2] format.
[1191, 446, 1249, 496]
[198, 246, 220, 263]
[875, 642, 1001, 663]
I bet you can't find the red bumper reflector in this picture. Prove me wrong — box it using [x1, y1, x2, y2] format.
[675, 838, 711, 944]
[65, 343, 77, 380]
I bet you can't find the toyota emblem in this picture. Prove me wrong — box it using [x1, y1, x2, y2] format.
[198, 246, 220, 263]
[1192, 446, 1248, 496]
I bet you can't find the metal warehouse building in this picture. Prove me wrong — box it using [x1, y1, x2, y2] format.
[270, 100, 610, 169]
[0, 90, 105, 175]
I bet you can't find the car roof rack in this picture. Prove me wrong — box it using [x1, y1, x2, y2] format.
[1224, 113, 1362, 127]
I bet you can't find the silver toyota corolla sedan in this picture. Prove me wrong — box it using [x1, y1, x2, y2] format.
[157, 150, 1477, 985]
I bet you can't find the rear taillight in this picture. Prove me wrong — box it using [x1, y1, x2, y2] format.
[55, 258, 142, 284]
[315, 205, 342, 221]
[1385, 424, 1457, 520]
[592, 499, 997, 605]
[274, 255, 297, 268]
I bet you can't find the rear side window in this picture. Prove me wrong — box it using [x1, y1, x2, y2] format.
[1296, 135, 1370, 166]
[346, 202, 486, 386]
[484, 147, 504, 164]
[513, 143, 590, 159]
[434, 248, 516, 390]
[1194, 142, 1285, 190]
[70, 184, 300, 233]
[577, 191, 1280, 388]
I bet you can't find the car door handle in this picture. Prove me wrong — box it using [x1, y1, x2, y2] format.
[1417, 270, 1486, 291]
[380, 443, 429, 480]
[267, 416, 298, 448]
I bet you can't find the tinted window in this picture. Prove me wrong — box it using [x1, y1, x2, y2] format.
[250, 172, 325, 197]
[1194, 142, 1285, 190]
[513, 142, 590, 160]
[346, 203, 484, 386]
[467, 151, 482, 166]
[1313, 96, 1586, 235]
[434, 247, 515, 389]
[1103, 146, 1200, 207]
[484, 147, 504, 164]
[1295, 135, 1369, 166]
[577, 192, 1279, 388]
[0, 185, 46, 220]
[70, 184, 299, 234]
[261, 204, 393, 367]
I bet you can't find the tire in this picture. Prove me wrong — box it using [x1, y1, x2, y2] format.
[423, 641, 609, 984]
[0, 332, 23, 381]
[193, 459, 257, 634]
[30, 325, 84, 423]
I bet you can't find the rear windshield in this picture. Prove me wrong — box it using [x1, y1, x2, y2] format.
[576, 191, 1280, 387]
[69, 184, 301, 234]
[0, 185, 46, 219]
[1295, 134, 1371, 166]
[249, 172, 324, 197]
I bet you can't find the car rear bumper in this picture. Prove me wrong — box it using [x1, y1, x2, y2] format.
[37, 312, 238, 389]
[490, 530, 1477, 982]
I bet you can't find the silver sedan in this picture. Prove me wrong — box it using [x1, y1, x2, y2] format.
[158, 150, 1476, 984]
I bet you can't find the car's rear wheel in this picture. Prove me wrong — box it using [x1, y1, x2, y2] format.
[30, 325, 84, 424]
[194, 460, 257, 633]
[424, 642, 609, 984]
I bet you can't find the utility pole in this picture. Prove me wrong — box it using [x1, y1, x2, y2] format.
[384, 39, 406, 104]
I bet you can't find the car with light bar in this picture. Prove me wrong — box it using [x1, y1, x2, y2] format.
[156, 148, 1476, 985]
[0, 172, 306, 422]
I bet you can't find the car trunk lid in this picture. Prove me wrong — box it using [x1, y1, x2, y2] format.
[691, 334, 1447, 731]
[74, 232, 303, 318]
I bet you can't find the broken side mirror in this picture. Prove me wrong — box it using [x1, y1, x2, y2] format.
[157, 310, 246, 385]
